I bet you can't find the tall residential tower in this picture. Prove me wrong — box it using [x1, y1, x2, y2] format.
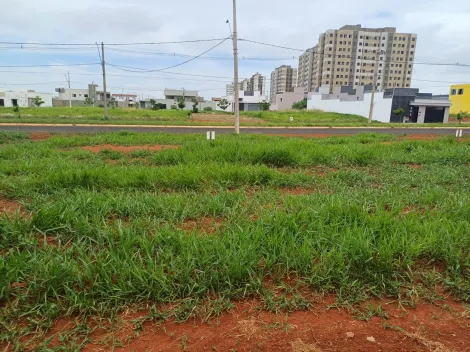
[297, 25, 417, 93]
[270, 65, 297, 103]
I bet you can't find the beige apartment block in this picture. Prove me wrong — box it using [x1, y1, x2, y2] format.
[270, 65, 297, 103]
[297, 25, 417, 93]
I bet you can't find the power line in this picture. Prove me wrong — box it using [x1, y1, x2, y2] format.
[0, 38, 228, 46]
[0, 81, 66, 86]
[106, 37, 231, 73]
[0, 63, 100, 68]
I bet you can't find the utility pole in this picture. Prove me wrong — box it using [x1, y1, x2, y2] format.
[368, 50, 381, 124]
[65, 71, 71, 108]
[101, 42, 108, 120]
[232, 0, 240, 134]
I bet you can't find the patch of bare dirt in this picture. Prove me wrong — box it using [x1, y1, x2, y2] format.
[0, 197, 22, 215]
[408, 163, 423, 169]
[281, 187, 315, 196]
[30, 132, 51, 140]
[179, 216, 225, 235]
[402, 135, 438, 141]
[271, 133, 344, 139]
[192, 113, 264, 124]
[81, 144, 178, 153]
[37, 295, 470, 352]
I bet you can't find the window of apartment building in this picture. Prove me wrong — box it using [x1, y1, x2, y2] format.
[360, 36, 363, 39]
[392, 50, 395, 54]
[393, 44, 396, 47]
[391, 64, 394, 67]
[327, 74, 330, 78]
[329, 47, 332, 51]
[459, 89, 465, 95]
[348, 41, 351, 44]
[336, 81, 339, 85]
[72, 94, 77, 97]
[340, 34, 343, 38]
[401, 51, 404, 54]
[359, 49, 362, 52]
[327, 68, 330, 71]
[382, 43, 385, 47]
[356, 76, 359, 79]
[326, 81, 329, 84]
[359, 42, 362, 46]
[379, 70, 382, 73]
[84, 94, 88, 98]
[330, 34, 333, 37]
[451, 89, 457, 95]
[407, 77, 410, 81]
[412, 38, 416, 41]
[356, 69, 360, 73]
[382, 37, 385, 40]
[329, 41, 333, 44]
[406, 84, 410, 87]
[365, 43, 369, 46]
[349, 35, 352, 38]
[411, 45, 415, 48]
[410, 51, 414, 55]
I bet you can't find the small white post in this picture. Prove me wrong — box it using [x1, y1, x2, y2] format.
[207, 131, 211, 140]
[290, 116, 294, 122]
[211, 131, 216, 140]
[456, 130, 460, 137]
[459, 130, 463, 138]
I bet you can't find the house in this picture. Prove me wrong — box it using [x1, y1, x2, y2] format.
[449, 84, 470, 114]
[53, 84, 111, 107]
[270, 87, 306, 111]
[0, 90, 53, 107]
[112, 94, 137, 108]
[307, 87, 451, 123]
[225, 90, 268, 111]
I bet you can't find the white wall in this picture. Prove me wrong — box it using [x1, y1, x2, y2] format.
[58, 88, 89, 101]
[0, 91, 53, 107]
[307, 92, 393, 122]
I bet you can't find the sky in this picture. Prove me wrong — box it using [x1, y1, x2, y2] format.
[0, 0, 469, 99]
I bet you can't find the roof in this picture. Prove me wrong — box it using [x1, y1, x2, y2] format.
[112, 94, 137, 97]
[410, 99, 451, 107]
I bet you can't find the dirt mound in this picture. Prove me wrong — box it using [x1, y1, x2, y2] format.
[30, 132, 51, 140]
[81, 144, 178, 153]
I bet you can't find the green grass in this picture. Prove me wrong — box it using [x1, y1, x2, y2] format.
[1, 131, 470, 350]
[0, 106, 375, 126]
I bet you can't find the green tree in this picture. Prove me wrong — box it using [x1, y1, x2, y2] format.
[259, 100, 270, 111]
[108, 97, 117, 109]
[177, 97, 186, 110]
[12, 105, 21, 118]
[393, 107, 404, 116]
[191, 98, 199, 113]
[33, 96, 45, 107]
[456, 111, 467, 124]
[292, 98, 307, 110]
[149, 99, 157, 110]
[84, 97, 94, 105]
[217, 98, 229, 111]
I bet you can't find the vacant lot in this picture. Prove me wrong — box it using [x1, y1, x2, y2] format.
[1, 131, 470, 351]
[0, 107, 375, 126]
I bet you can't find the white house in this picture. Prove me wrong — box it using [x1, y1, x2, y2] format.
[0, 90, 53, 107]
[225, 90, 268, 111]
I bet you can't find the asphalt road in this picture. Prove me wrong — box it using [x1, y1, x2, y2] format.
[0, 124, 467, 136]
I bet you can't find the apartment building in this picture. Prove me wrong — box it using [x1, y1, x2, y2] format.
[250, 73, 266, 95]
[226, 82, 241, 96]
[270, 65, 297, 103]
[297, 25, 417, 93]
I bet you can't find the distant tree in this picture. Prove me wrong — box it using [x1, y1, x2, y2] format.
[393, 107, 404, 116]
[456, 111, 467, 124]
[177, 97, 186, 110]
[191, 98, 199, 113]
[292, 98, 307, 110]
[259, 100, 270, 111]
[108, 97, 117, 109]
[217, 98, 229, 111]
[12, 105, 20, 118]
[203, 107, 213, 112]
[170, 105, 178, 110]
[84, 97, 94, 105]
[33, 96, 45, 107]
[149, 99, 157, 110]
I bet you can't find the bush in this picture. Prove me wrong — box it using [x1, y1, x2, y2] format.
[171, 105, 178, 110]
[203, 107, 213, 112]
[256, 149, 297, 167]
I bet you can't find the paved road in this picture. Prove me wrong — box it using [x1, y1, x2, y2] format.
[0, 124, 467, 136]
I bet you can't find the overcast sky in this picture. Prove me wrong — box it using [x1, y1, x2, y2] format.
[1, 0, 469, 99]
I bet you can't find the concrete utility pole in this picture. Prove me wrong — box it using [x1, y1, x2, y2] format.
[65, 71, 71, 108]
[232, 0, 240, 134]
[101, 42, 108, 120]
[368, 50, 383, 124]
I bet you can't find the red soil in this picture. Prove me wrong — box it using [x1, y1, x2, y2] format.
[0, 197, 22, 215]
[281, 187, 315, 196]
[30, 132, 51, 140]
[39, 296, 470, 352]
[81, 144, 178, 153]
[179, 216, 225, 235]
[408, 163, 423, 169]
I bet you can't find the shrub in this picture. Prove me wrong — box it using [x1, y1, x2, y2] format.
[203, 107, 213, 112]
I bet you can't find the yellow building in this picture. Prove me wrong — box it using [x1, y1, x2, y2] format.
[450, 84, 470, 114]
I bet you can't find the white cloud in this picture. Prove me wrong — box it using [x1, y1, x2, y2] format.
[0, 0, 469, 98]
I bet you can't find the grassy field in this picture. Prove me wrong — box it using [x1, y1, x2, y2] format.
[1, 131, 470, 350]
[0, 106, 382, 126]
